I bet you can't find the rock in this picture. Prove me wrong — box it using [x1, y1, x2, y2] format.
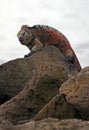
[33, 94, 79, 121]
[0, 117, 15, 130]
[0, 45, 73, 124]
[0, 73, 61, 124]
[0, 46, 71, 104]
[15, 118, 89, 130]
[59, 67, 89, 120]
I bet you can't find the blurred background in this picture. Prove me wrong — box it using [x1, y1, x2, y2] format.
[0, 0, 89, 67]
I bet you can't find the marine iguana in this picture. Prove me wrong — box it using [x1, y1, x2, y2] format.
[17, 25, 81, 72]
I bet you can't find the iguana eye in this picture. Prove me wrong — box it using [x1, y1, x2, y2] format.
[23, 32, 26, 37]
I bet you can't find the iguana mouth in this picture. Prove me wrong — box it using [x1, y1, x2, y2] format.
[18, 35, 23, 42]
[19, 39, 23, 43]
[18, 38, 26, 45]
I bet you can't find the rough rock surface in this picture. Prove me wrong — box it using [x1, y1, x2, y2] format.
[0, 46, 74, 124]
[0, 71, 65, 124]
[0, 46, 71, 104]
[60, 67, 89, 120]
[0, 45, 88, 130]
[0, 118, 89, 130]
[0, 117, 15, 130]
[15, 118, 89, 130]
[33, 94, 80, 121]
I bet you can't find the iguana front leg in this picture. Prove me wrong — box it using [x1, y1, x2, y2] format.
[25, 38, 43, 57]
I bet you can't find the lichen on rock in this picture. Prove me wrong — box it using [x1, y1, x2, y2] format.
[0, 46, 72, 124]
[59, 67, 89, 120]
[0, 45, 88, 129]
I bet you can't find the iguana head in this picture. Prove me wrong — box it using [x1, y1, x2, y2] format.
[17, 25, 33, 46]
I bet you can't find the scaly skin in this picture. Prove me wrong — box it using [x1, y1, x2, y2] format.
[17, 25, 81, 72]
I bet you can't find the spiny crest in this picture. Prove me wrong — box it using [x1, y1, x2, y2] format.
[32, 25, 70, 44]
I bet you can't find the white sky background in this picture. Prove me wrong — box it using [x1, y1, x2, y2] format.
[0, 0, 89, 67]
